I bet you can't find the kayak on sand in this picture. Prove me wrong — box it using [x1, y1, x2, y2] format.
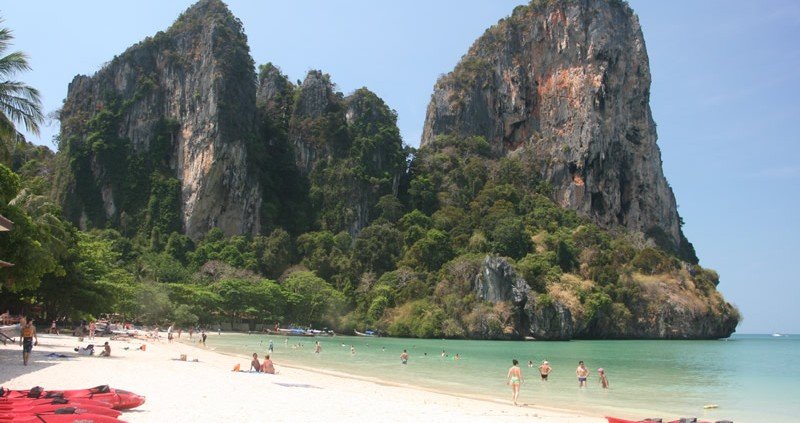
[0, 386, 144, 410]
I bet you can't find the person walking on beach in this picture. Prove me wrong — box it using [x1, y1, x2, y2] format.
[506, 359, 523, 406]
[539, 360, 552, 380]
[20, 319, 38, 366]
[598, 368, 609, 388]
[201, 331, 207, 345]
[400, 349, 409, 364]
[88, 321, 96, 339]
[50, 320, 59, 335]
[576, 361, 589, 387]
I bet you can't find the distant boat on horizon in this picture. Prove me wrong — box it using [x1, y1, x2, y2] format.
[772, 333, 784, 337]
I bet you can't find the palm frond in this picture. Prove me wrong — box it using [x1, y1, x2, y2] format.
[0, 51, 32, 78]
[0, 82, 43, 134]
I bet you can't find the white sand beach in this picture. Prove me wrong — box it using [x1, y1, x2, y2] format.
[1, 334, 605, 423]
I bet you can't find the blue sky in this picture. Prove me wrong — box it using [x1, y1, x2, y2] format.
[3, 1, 798, 333]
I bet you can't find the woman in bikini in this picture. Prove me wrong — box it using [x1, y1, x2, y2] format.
[506, 359, 523, 406]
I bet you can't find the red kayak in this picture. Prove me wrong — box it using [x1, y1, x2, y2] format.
[0, 413, 123, 423]
[0, 386, 144, 410]
[0, 398, 113, 409]
[0, 405, 121, 418]
[606, 418, 715, 423]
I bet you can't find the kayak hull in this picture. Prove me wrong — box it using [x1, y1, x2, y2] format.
[1, 386, 144, 410]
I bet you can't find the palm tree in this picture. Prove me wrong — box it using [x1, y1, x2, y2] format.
[0, 21, 43, 141]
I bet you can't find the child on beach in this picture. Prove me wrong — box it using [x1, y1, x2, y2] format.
[598, 368, 609, 388]
[506, 359, 523, 406]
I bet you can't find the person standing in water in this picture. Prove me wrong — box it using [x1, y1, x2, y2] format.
[400, 349, 409, 364]
[269, 339, 274, 353]
[314, 341, 321, 354]
[598, 368, 609, 388]
[506, 359, 523, 406]
[576, 361, 589, 387]
[539, 360, 552, 380]
[20, 318, 38, 366]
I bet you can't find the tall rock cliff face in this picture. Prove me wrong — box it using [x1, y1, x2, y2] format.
[54, 0, 260, 239]
[421, 0, 691, 259]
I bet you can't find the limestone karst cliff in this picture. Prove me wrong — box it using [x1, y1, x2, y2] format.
[40, 0, 739, 340]
[422, 0, 695, 261]
[54, 0, 261, 239]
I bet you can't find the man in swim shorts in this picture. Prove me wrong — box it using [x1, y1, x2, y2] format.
[506, 359, 523, 406]
[400, 349, 409, 364]
[539, 360, 552, 380]
[20, 318, 38, 366]
[576, 360, 589, 387]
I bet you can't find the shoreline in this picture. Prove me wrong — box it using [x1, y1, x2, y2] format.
[1, 333, 606, 422]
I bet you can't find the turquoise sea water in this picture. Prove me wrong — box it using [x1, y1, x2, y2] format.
[189, 333, 798, 422]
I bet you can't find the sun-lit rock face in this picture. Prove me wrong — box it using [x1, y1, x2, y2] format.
[422, 0, 690, 258]
[56, 0, 260, 239]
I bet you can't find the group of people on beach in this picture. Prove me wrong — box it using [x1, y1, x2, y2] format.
[249, 352, 276, 374]
[507, 359, 609, 405]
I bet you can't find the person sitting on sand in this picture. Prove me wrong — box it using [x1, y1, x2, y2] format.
[539, 360, 551, 380]
[598, 368, 609, 388]
[250, 353, 261, 372]
[576, 361, 589, 387]
[75, 344, 95, 355]
[261, 354, 276, 374]
[99, 341, 111, 357]
[506, 359, 523, 406]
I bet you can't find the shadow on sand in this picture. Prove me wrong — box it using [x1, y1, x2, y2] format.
[0, 338, 67, 384]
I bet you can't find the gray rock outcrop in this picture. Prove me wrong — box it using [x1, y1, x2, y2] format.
[475, 256, 529, 306]
[524, 293, 574, 340]
[55, 0, 260, 239]
[421, 0, 688, 257]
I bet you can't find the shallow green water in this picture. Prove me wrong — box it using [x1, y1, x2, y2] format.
[189, 333, 798, 422]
